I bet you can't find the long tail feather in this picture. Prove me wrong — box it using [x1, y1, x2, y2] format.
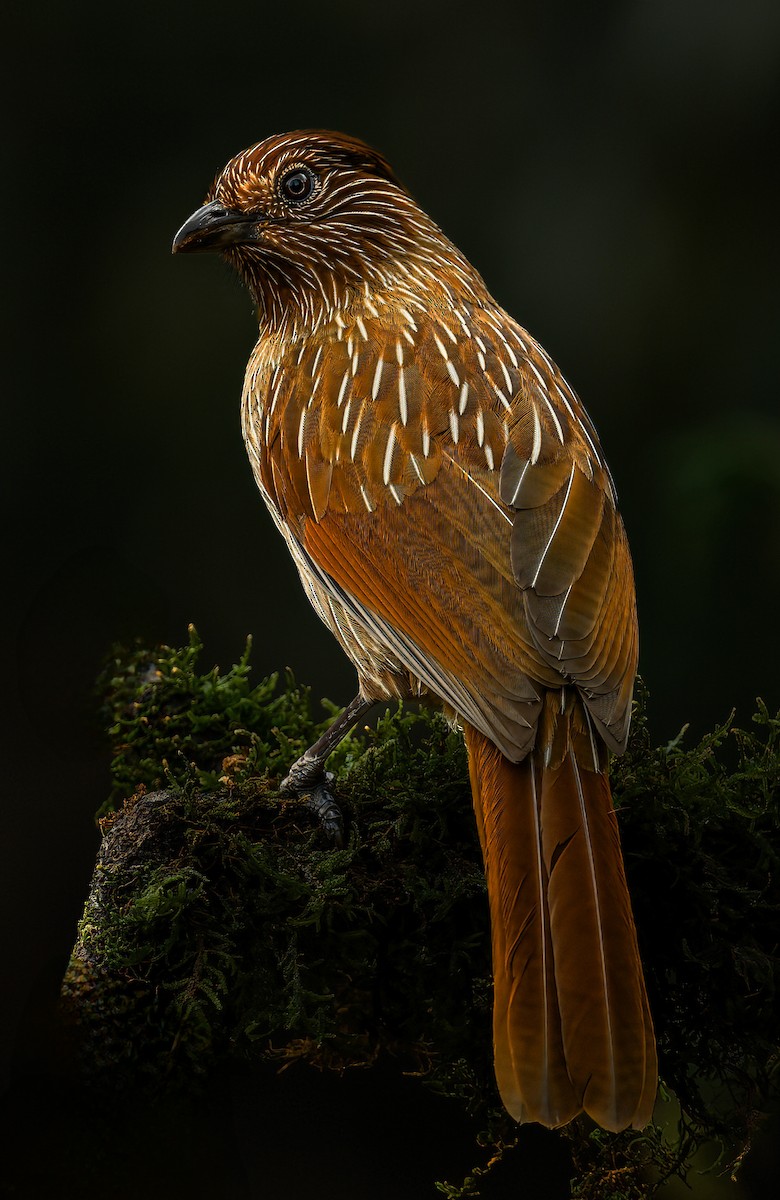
[466, 727, 579, 1126]
[464, 722, 656, 1131]
[541, 752, 656, 1129]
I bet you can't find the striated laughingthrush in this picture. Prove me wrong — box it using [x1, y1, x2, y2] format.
[173, 130, 657, 1131]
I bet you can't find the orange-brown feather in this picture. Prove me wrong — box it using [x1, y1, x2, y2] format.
[465, 725, 580, 1127]
[466, 715, 656, 1132]
[538, 737, 656, 1130]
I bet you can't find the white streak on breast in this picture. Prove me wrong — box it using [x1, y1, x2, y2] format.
[372, 358, 384, 400]
[363, 288, 380, 318]
[350, 407, 364, 460]
[268, 366, 283, 417]
[398, 370, 408, 425]
[383, 422, 398, 485]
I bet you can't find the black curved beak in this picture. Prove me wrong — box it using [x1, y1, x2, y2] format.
[172, 200, 257, 254]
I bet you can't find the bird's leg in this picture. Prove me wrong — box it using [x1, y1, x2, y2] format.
[280, 693, 373, 845]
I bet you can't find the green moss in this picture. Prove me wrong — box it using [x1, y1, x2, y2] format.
[95, 624, 342, 812]
[63, 631, 780, 1197]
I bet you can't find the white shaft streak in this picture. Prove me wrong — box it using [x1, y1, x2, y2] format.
[530, 404, 543, 464]
[503, 760, 553, 1110]
[506, 457, 531, 507]
[570, 755, 618, 1101]
[408, 452, 426, 485]
[442, 451, 512, 526]
[336, 369, 350, 407]
[554, 381, 602, 466]
[350, 406, 364, 460]
[553, 583, 573, 637]
[383, 422, 397, 486]
[583, 707, 601, 773]
[398, 369, 408, 425]
[372, 358, 384, 400]
[531, 758, 553, 1109]
[305, 453, 319, 518]
[541, 394, 565, 443]
[531, 465, 576, 588]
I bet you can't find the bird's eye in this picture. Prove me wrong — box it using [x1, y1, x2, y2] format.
[279, 167, 318, 205]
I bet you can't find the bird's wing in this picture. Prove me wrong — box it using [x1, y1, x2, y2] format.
[257, 305, 637, 760]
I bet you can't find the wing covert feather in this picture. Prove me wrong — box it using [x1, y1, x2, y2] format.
[247, 306, 638, 755]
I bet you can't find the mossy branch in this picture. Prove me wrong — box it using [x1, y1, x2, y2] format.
[61, 626, 780, 1197]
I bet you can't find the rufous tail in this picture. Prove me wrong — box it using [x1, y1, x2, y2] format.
[464, 722, 657, 1131]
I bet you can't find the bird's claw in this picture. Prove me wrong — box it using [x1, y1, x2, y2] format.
[280, 765, 343, 846]
[302, 782, 344, 846]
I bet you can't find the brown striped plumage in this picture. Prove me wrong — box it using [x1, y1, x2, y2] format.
[173, 130, 657, 1130]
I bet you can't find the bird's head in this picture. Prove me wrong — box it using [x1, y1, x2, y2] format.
[173, 130, 483, 329]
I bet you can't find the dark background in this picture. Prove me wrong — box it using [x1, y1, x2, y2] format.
[3, 0, 779, 1195]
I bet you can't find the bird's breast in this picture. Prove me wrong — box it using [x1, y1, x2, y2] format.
[239, 297, 599, 536]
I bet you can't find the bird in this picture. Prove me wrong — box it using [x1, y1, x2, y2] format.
[172, 129, 657, 1131]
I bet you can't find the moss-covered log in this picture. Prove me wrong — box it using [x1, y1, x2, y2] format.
[59, 628, 780, 1198]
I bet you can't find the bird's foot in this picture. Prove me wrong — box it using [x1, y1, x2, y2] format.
[277, 694, 372, 846]
[280, 761, 344, 846]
